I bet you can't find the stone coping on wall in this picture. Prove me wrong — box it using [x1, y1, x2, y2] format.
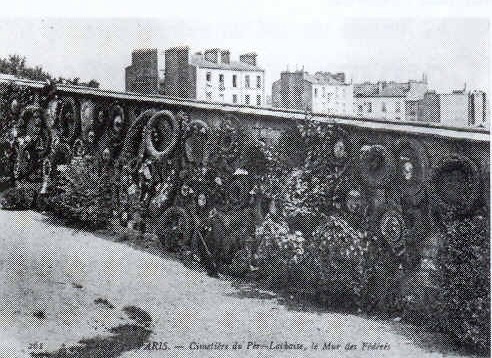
[1, 75, 489, 143]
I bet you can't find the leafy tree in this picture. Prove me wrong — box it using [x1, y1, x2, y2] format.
[0, 54, 99, 88]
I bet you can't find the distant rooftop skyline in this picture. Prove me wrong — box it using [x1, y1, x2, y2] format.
[0, 17, 488, 95]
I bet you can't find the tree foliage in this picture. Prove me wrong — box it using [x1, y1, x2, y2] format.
[0, 54, 100, 88]
[436, 215, 490, 353]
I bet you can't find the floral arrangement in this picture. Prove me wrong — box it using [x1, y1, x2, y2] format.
[310, 215, 370, 304]
[46, 157, 113, 228]
[253, 214, 307, 285]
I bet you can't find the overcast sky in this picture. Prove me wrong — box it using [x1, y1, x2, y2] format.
[0, 11, 489, 94]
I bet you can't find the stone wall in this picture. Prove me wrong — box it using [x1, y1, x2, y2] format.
[1, 78, 489, 284]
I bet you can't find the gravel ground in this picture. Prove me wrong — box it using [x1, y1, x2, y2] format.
[0, 210, 479, 358]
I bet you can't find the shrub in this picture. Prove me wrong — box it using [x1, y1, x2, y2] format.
[310, 215, 371, 308]
[435, 215, 490, 353]
[0, 182, 38, 210]
[254, 215, 307, 287]
[46, 158, 113, 228]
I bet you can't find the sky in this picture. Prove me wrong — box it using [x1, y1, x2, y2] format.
[0, 2, 489, 94]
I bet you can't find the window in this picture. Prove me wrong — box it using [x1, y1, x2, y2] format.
[358, 105, 363, 113]
[219, 94, 224, 102]
[232, 94, 238, 104]
[245, 95, 250, 105]
[395, 102, 401, 113]
[367, 102, 372, 113]
[218, 73, 225, 90]
[245, 75, 250, 88]
[232, 75, 237, 88]
[206, 72, 211, 82]
[206, 92, 212, 100]
[382, 102, 387, 112]
[322, 87, 326, 97]
[256, 76, 261, 88]
[256, 95, 261, 106]
[314, 88, 318, 98]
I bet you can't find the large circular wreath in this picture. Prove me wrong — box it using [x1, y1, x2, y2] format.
[92, 104, 109, 138]
[328, 127, 352, 167]
[370, 206, 407, 257]
[227, 175, 253, 211]
[218, 114, 242, 153]
[57, 98, 81, 145]
[109, 103, 126, 141]
[119, 109, 156, 163]
[145, 110, 179, 159]
[332, 174, 368, 220]
[357, 144, 396, 188]
[428, 154, 480, 214]
[393, 138, 430, 204]
[80, 100, 97, 140]
[184, 119, 210, 165]
[19, 105, 47, 135]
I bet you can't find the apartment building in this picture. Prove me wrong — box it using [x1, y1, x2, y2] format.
[164, 46, 265, 106]
[353, 78, 428, 121]
[271, 71, 353, 115]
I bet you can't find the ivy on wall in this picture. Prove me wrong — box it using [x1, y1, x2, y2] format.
[0, 85, 489, 354]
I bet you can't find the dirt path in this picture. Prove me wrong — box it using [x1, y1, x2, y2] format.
[0, 210, 477, 358]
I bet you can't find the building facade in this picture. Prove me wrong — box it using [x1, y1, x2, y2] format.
[125, 49, 159, 94]
[421, 91, 440, 123]
[469, 90, 488, 127]
[271, 71, 312, 111]
[271, 71, 353, 114]
[164, 47, 265, 106]
[439, 90, 469, 127]
[420, 89, 489, 128]
[353, 79, 428, 121]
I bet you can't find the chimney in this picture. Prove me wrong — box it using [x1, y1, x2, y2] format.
[239, 52, 257, 66]
[378, 81, 384, 94]
[204, 48, 219, 63]
[333, 72, 346, 83]
[220, 50, 230, 64]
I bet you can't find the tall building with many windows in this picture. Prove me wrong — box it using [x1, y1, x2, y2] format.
[164, 46, 265, 106]
[353, 78, 428, 121]
[271, 71, 353, 115]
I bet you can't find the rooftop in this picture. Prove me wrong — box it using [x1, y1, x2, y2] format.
[354, 80, 427, 98]
[190, 54, 264, 72]
[1, 74, 487, 141]
[304, 72, 345, 86]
